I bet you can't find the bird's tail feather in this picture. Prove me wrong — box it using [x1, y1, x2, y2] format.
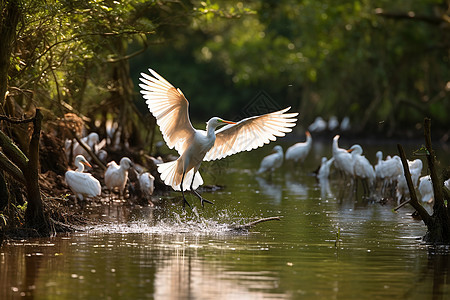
[157, 160, 203, 191]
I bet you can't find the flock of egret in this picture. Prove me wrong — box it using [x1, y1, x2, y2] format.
[64, 150, 154, 203]
[63, 68, 298, 207]
[256, 132, 442, 205]
[63, 67, 446, 210]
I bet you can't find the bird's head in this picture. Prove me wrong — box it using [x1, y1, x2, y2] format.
[348, 144, 362, 155]
[87, 132, 99, 143]
[120, 157, 133, 170]
[75, 155, 92, 168]
[206, 117, 236, 130]
[273, 145, 283, 153]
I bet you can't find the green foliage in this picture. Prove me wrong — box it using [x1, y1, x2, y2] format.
[136, 0, 448, 135]
[7, 0, 450, 138]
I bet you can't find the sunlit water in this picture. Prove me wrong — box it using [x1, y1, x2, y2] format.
[1, 140, 450, 299]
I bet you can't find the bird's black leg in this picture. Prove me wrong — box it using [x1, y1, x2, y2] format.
[180, 171, 191, 209]
[190, 172, 213, 207]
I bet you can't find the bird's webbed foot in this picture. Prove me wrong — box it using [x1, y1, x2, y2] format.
[191, 189, 214, 207]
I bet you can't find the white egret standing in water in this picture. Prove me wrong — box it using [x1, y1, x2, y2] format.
[104, 157, 133, 199]
[285, 131, 312, 164]
[257, 145, 284, 175]
[65, 155, 101, 201]
[349, 144, 376, 194]
[332, 135, 354, 178]
[138, 171, 155, 200]
[418, 175, 434, 203]
[139, 68, 298, 208]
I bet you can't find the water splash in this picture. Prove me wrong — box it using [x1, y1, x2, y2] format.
[88, 208, 253, 235]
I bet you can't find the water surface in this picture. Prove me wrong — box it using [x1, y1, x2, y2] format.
[1, 141, 449, 299]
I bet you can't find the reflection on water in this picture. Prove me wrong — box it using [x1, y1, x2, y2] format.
[1, 141, 450, 299]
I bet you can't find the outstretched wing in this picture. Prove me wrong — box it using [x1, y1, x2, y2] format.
[204, 107, 298, 161]
[139, 69, 196, 155]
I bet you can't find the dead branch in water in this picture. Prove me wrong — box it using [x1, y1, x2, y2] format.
[229, 216, 281, 231]
[397, 144, 432, 225]
[394, 199, 411, 211]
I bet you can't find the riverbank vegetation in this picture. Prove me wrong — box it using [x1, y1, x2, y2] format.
[0, 1, 449, 242]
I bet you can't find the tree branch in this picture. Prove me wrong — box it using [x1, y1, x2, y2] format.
[375, 9, 447, 25]
[424, 118, 446, 214]
[0, 151, 25, 184]
[0, 114, 35, 124]
[229, 216, 281, 231]
[70, 133, 106, 171]
[0, 129, 29, 170]
[397, 144, 432, 226]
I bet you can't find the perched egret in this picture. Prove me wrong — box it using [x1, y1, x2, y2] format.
[332, 135, 354, 178]
[65, 155, 101, 201]
[418, 175, 434, 203]
[138, 172, 155, 200]
[104, 157, 133, 199]
[445, 178, 450, 190]
[257, 145, 284, 175]
[139, 68, 298, 207]
[285, 131, 312, 164]
[349, 144, 376, 194]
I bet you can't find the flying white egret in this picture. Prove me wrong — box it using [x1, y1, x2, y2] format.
[285, 131, 312, 164]
[139, 68, 298, 207]
[257, 145, 284, 175]
[65, 155, 101, 201]
[104, 157, 133, 199]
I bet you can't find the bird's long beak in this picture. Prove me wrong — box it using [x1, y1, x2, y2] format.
[347, 149, 354, 153]
[220, 119, 236, 125]
[81, 161, 92, 168]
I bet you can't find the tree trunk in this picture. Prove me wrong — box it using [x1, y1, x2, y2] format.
[0, 171, 8, 210]
[399, 118, 450, 244]
[24, 109, 49, 235]
[0, 0, 21, 106]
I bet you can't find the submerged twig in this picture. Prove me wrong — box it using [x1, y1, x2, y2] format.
[394, 199, 411, 211]
[229, 216, 281, 231]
